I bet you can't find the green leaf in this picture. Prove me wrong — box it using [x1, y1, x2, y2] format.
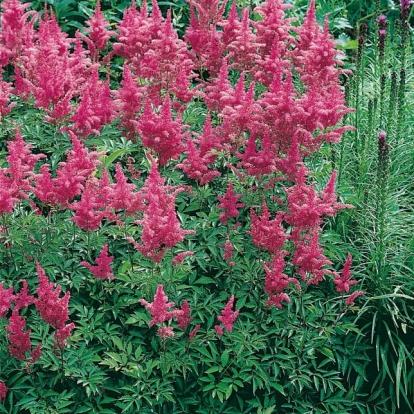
[194, 276, 216, 285]
[220, 350, 230, 367]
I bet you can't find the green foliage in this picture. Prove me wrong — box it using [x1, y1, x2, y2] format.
[318, 6, 414, 413]
[0, 0, 413, 413]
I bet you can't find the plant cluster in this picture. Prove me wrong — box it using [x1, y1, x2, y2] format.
[0, 0, 412, 413]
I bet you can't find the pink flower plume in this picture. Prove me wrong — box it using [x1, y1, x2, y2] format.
[80, 243, 114, 280]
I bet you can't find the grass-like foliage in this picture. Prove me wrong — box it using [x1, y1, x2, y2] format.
[328, 2, 414, 411]
[0, 0, 412, 413]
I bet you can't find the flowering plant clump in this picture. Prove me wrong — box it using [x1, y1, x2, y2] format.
[215, 295, 239, 335]
[0, 382, 7, 403]
[1, 0, 404, 411]
[80, 243, 114, 280]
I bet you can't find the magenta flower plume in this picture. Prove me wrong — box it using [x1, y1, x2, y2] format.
[400, 0, 412, 13]
[80, 243, 114, 280]
[236, 132, 276, 177]
[0, 283, 15, 318]
[286, 166, 351, 232]
[135, 95, 187, 166]
[346, 291, 365, 306]
[115, 64, 145, 140]
[172, 251, 194, 265]
[219, 75, 264, 144]
[6, 310, 42, 362]
[264, 251, 300, 297]
[0, 382, 8, 403]
[71, 68, 116, 136]
[139, 285, 182, 327]
[184, 0, 226, 76]
[248, 199, 286, 253]
[218, 181, 245, 225]
[70, 178, 107, 231]
[203, 59, 233, 112]
[157, 326, 175, 340]
[0, 79, 16, 117]
[128, 160, 194, 262]
[0, 0, 37, 66]
[176, 136, 221, 185]
[333, 253, 357, 293]
[189, 324, 201, 341]
[139, 9, 194, 101]
[14, 7, 83, 123]
[176, 113, 222, 185]
[226, 7, 261, 71]
[35, 132, 103, 207]
[215, 295, 239, 335]
[84, 0, 114, 52]
[35, 262, 75, 347]
[292, 227, 332, 285]
[266, 293, 290, 309]
[5, 128, 46, 200]
[0, 171, 19, 214]
[253, 0, 293, 57]
[110, 163, 138, 214]
[222, 236, 235, 264]
[177, 300, 193, 329]
[14, 280, 34, 311]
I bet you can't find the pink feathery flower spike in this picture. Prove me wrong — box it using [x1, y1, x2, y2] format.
[14, 279, 34, 311]
[189, 324, 201, 341]
[333, 253, 357, 293]
[84, 0, 114, 51]
[0, 79, 16, 117]
[0, 382, 8, 403]
[80, 243, 114, 280]
[346, 291, 366, 306]
[266, 293, 291, 309]
[177, 300, 193, 329]
[6, 310, 42, 363]
[248, 199, 286, 253]
[223, 237, 235, 262]
[157, 326, 175, 340]
[0, 283, 15, 318]
[218, 181, 245, 225]
[215, 295, 239, 335]
[172, 251, 194, 265]
[139, 284, 182, 327]
[35, 262, 75, 347]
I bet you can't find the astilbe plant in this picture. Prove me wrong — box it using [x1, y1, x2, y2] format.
[80, 243, 114, 280]
[1, 282, 38, 364]
[0, 128, 45, 214]
[6, 310, 42, 362]
[0, 0, 37, 66]
[127, 159, 195, 262]
[176, 113, 222, 185]
[0, 0, 373, 411]
[71, 68, 116, 136]
[34, 132, 103, 207]
[217, 180, 245, 225]
[35, 262, 75, 348]
[0, 283, 15, 318]
[82, 0, 114, 61]
[215, 295, 239, 335]
[135, 95, 187, 166]
[248, 199, 286, 253]
[115, 63, 144, 141]
[0, 78, 16, 117]
[139, 284, 183, 339]
[0, 382, 7, 403]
